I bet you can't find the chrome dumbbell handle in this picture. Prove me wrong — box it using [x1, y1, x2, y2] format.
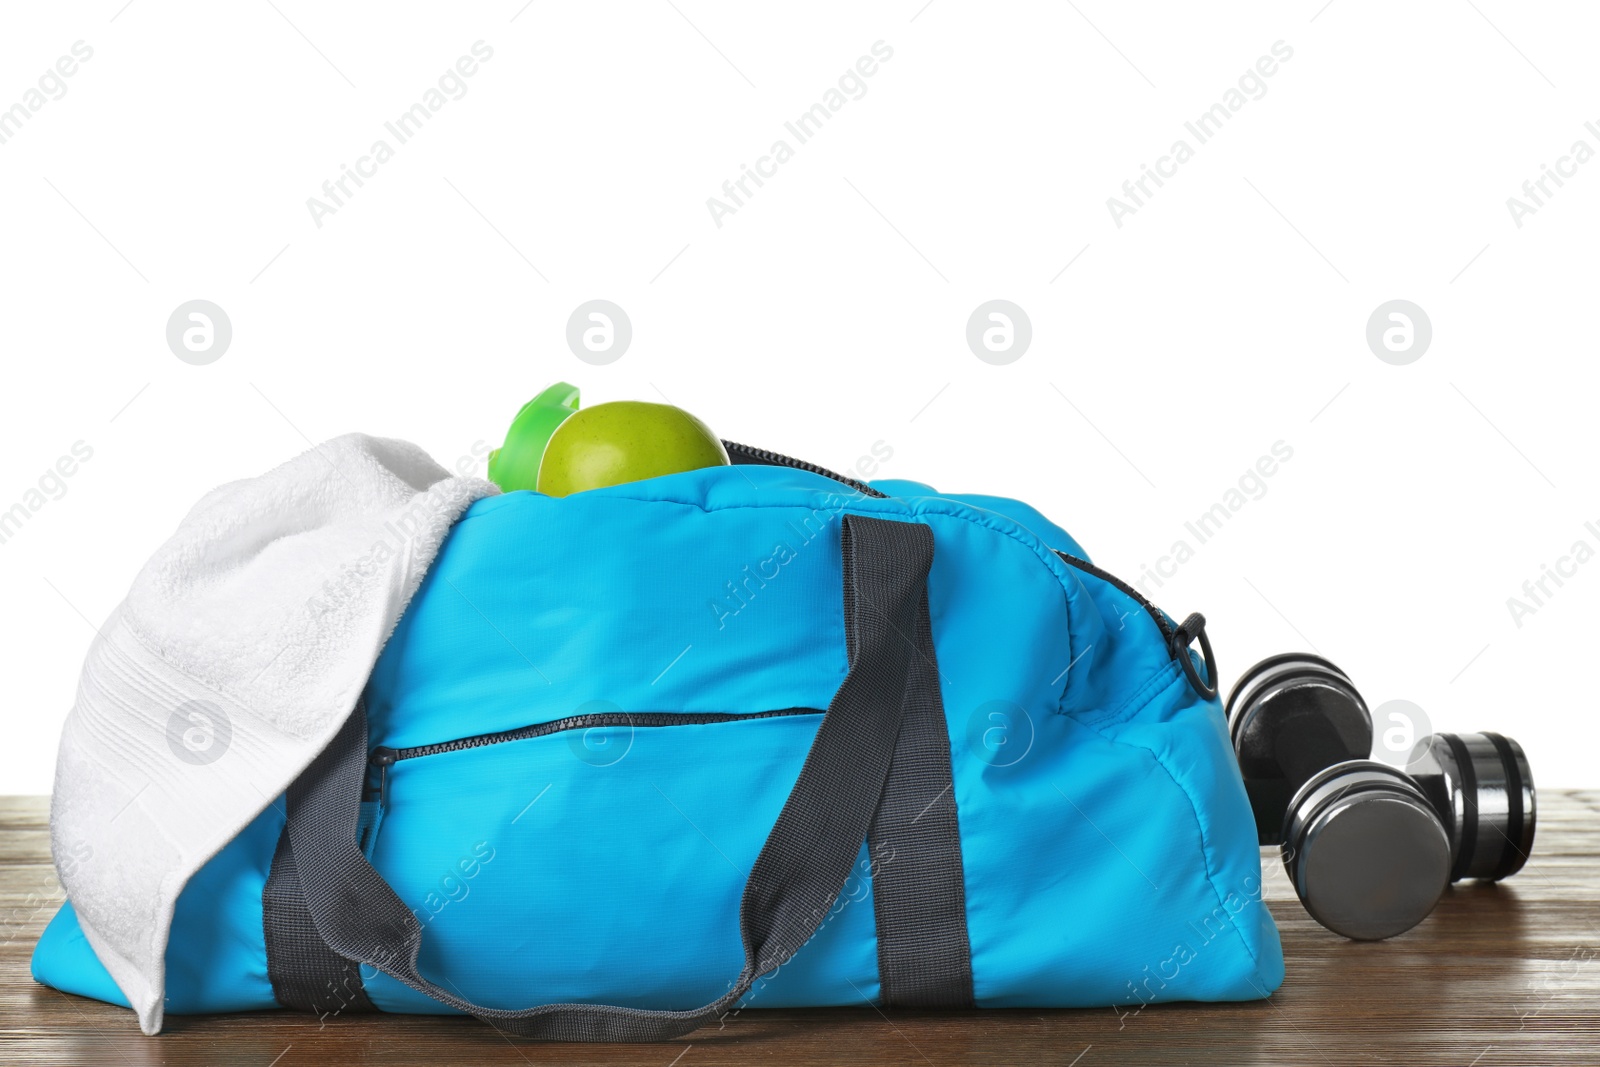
[1410, 731, 1536, 882]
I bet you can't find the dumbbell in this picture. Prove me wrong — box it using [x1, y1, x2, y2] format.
[1225, 653, 1537, 941]
[1226, 653, 1450, 940]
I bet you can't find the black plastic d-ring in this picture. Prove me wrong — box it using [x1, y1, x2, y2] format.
[1171, 612, 1218, 700]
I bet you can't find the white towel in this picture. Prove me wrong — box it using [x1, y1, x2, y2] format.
[49, 433, 497, 1034]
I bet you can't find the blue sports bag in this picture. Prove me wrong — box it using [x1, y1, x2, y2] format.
[33, 444, 1284, 1038]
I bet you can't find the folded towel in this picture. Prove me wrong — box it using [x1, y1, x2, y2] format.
[49, 433, 497, 1034]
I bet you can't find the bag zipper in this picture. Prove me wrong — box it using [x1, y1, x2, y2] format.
[722, 440, 886, 498]
[368, 707, 820, 806]
[722, 442, 1166, 638]
[1051, 549, 1174, 643]
[1052, 549, 1216, 700]
[725, 440, 1215, 697]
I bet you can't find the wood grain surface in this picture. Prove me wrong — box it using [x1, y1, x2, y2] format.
[3, 792, 1597, 1066]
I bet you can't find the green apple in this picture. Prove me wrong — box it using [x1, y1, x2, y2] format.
[537, 400, 729, 497]
[487, 382, 581, 492]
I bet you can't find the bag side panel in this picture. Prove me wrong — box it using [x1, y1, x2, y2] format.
[1095, 669, 1287, 1005]
[1050, 553, 1282, 997]
[901, 499, 1282, 1007]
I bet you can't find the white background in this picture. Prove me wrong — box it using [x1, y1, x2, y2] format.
[3, 1, 1598, 793]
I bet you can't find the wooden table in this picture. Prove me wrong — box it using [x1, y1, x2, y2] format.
[3, 792, 1598, 1066]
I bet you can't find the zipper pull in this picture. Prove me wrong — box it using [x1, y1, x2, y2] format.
[369, 746, 397, 809]
[1169, 612, 1218, 701]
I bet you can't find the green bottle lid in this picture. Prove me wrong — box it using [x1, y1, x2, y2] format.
[486, 382, 580, 492]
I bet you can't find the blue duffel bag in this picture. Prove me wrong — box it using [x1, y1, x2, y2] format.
[33, 444, 1284, 1038]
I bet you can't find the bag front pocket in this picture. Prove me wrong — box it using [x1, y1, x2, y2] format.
[355, 706, 882, 1015]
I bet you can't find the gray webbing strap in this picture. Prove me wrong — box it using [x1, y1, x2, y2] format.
[262, 826, 375, 1016]
[866, 582, 974, 1008]
[284, 514, 937, 1041]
